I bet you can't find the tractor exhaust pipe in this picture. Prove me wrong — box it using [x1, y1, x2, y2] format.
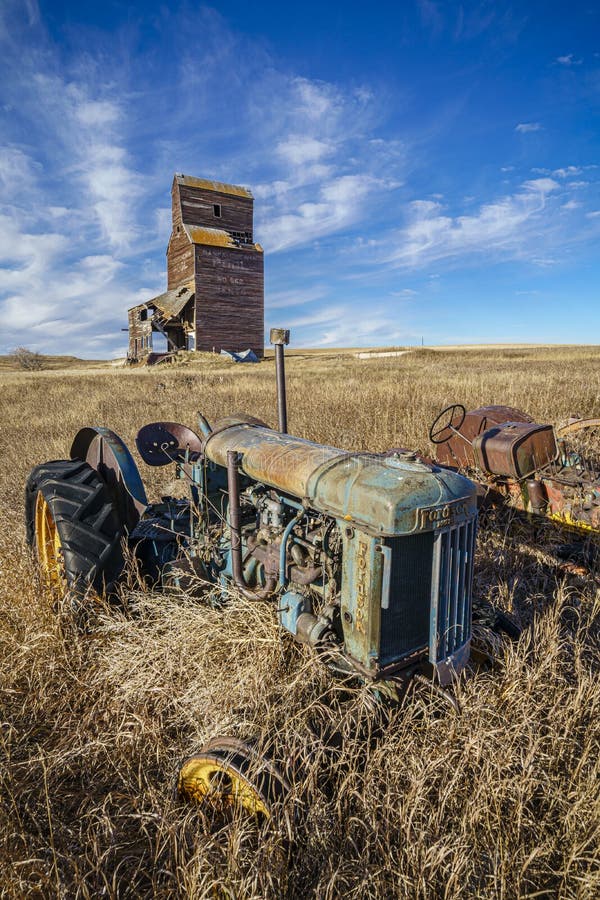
[227, 450, 244, 584]
[270, 328, 290, 434]
[227, 450, 276, 600]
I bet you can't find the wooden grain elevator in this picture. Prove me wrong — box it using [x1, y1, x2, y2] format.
[128, 174, 264, 360]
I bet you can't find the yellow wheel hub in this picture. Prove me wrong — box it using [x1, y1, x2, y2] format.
[178, 753, 270, 817]
[178, 737, 291, 819]
[34, 491, 66, 588]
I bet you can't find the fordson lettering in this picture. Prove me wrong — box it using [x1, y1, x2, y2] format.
[355, 539, 368, 634]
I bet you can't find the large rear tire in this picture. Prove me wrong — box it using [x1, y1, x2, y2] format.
[25, 459, 124, 597]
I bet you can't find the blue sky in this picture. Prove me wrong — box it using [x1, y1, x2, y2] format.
[0, 0, 598, 356]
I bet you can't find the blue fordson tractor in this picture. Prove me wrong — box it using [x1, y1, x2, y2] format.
[26, 330, 497, 817]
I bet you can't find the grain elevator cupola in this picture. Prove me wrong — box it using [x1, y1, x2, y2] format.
[128, 174, 264, 361]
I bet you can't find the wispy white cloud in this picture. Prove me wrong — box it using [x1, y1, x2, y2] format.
[22, 75, 142, 251]
[0, 146, 41, 194]
[516, 122, 542, 133]
[282, 302, 412, 347]
[259, 174, 389, 253]
[0, 203, 128, 340]
[0, 6, 149, 354]
[533, 165, 596, 180]
[276, 136, 334, 167]
[251, 76, 404, 253]
[556, 54, 582, 66]
[382, 178, 561, 268]
[553, 165, 582, 178]
[266, 285, 327, 310]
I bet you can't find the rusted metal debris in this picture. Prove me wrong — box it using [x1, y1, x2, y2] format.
[431, 404, 600, 534]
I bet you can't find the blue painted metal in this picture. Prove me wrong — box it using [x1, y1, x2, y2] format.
[197, 414, 212, 438]
[277, 497, 304, 589]
[71, 426, 147, 503]
[278, 589, 310, 635]
[339, 528, 383, 672]
[308, 454, 476, 536]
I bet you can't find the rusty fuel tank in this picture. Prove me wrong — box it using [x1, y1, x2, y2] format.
[204, 415, 346, 497]
[473, 423, 558, 480]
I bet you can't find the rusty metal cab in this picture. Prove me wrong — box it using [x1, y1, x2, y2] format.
[473, 422, 558, 480]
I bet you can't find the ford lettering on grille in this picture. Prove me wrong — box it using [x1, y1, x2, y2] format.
[418, 499, 470, 531]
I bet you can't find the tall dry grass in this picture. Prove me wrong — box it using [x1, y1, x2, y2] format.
[1, 346, 599, 898]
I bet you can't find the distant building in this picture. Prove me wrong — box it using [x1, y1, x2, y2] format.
[127, 174, 264, 360]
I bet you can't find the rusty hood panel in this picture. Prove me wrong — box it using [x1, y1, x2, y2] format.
[205, 417, 477, 536]
[307, 453, 476, 535]
[204, 417, 346, 496]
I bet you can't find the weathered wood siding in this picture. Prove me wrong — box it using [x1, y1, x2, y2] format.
[172, 180, 253, 235]
[128, 307, 153, 359]
[194, 246, 264, 357]
[167, 229, 194, 290]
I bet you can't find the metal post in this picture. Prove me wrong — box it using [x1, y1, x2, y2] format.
[270, 328, 290, 434]
[275, 343, 287, 434]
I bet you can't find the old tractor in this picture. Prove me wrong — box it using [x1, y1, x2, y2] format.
[430, 403, 600, 535]
[26, 331, 486, 819]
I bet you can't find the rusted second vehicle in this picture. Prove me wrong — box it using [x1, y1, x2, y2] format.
[430, 403, 600, 534]
[26, 331, 507, 819]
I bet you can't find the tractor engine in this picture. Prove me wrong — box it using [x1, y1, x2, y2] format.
[139, 414, 479, 689]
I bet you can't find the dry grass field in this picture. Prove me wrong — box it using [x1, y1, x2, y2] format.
[1, 346, 599, 898]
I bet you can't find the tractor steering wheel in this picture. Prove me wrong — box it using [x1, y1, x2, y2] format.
[429, 404, 467, 445]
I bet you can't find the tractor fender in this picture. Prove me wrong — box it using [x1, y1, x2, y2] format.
[70, 426, 147, 532]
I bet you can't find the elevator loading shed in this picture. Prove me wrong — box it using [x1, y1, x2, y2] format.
[127, 174, 264, 361]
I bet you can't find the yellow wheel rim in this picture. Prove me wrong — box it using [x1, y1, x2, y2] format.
[34, 491, 66, 589]
[178, 754, 270, 818]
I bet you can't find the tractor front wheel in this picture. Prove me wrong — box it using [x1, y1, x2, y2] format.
[25, 459, 124, 597]
[177, 736, 291, 821]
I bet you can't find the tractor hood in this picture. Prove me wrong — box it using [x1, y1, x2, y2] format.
[204, 416, 477, 536]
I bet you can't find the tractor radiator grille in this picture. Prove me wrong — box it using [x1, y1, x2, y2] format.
[379, 531, 435, 665]
[379, 518, 476, 667]
[429, 519, 477, 663]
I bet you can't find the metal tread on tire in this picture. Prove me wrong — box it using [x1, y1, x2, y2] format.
[25, 459, 124, 597]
